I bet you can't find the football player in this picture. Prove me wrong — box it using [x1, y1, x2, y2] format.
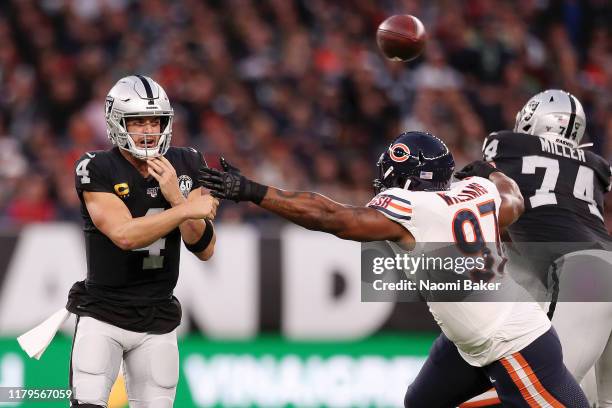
[67, 75, 219, 407]
[458, 89, 612, 406]
[201, 131, 589, 406]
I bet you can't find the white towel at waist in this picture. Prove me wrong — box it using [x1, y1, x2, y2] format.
[17, 308, 71, 360]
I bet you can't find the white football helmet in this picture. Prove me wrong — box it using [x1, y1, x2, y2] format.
[105, 75, 173, 159]
[514, 89, 586, 148]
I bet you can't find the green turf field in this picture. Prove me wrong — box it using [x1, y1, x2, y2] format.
[0, 333, 436, 407]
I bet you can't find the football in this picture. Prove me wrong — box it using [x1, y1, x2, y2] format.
[376, 15, 426, 62]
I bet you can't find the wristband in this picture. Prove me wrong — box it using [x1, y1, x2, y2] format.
[184, 220, 214, 253]
[246, 180, 268, 204]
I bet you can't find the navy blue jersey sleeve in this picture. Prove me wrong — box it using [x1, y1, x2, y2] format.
[75, 152, 113, 194]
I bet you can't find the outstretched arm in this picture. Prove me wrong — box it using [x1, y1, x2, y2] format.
[260, 187, 409, 242]
[199, 161, 412, 244]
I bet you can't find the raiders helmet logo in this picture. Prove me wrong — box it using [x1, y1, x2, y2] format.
[522, 100, 540, 122]
[178, 175, 193, 197]
[389, 143, 411, 162]
[105, 96, 115, 117]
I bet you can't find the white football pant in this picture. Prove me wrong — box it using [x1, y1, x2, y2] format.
[70, 316, 178, 407]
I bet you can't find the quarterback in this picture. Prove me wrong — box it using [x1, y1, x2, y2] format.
[66, 75, 218, 407]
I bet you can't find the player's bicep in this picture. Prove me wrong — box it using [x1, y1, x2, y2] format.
[83, 191, 133, 244]
[335, 206, 411, 243]
[488, 173, 524, 229]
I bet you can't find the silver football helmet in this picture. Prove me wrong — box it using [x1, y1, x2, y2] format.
[105, 75, 173, 159]
[514, 89, 586, 148]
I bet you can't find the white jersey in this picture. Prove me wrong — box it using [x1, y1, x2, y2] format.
[368, 177, 551, 366]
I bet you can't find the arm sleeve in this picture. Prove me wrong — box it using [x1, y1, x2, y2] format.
[366, 188, 417, 235]
[482, 131, 537, 162]
[482, 133, 502, 162]
[75, 154, 113, 194]
[185, 147, 206, 189]
[596, 157, 612, 193]
[599, 162, 612, 193]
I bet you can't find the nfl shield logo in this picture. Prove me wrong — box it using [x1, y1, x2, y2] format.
[147, 187, 159, 198]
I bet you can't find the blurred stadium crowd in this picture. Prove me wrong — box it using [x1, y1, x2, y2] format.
[0, 0, 610, 229]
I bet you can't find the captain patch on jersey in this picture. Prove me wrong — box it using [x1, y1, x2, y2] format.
[71, 145, 207, 333]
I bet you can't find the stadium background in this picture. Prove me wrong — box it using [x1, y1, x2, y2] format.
[0, 0, 610, 407]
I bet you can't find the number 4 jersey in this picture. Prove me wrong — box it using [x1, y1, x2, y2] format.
[367, 178, 551, 366]
[67, 146, 205, 333]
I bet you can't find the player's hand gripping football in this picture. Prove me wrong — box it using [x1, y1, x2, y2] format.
[199, 158, 268, 204]
[147, 156, 184, 206]
[455, 160, 500, 180]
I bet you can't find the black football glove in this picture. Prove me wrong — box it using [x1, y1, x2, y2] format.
[199, 157, 268, 204]
[455, 160, 501, 180]
[219, 156, 241, 174]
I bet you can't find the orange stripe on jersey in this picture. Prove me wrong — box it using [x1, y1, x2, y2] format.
[387, 201, 412, 213]
[513, 353, 564, 408]
[459, 394, 502, 408]
[459, 398, 502, 408]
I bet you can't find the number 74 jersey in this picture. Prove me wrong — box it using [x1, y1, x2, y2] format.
[482, 130, 611, 243]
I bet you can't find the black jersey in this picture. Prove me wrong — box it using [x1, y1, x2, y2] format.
[66, 146, 205, 333]
[483, 131, 611, 242]
[482, 131, 611, 282]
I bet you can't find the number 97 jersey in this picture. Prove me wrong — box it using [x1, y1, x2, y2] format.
[368, 177, 502, 244]
[482, 131, 611, 244]
[367, 178, 552, 366]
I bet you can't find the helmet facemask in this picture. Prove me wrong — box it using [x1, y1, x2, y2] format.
[110, 112, 173, 160]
